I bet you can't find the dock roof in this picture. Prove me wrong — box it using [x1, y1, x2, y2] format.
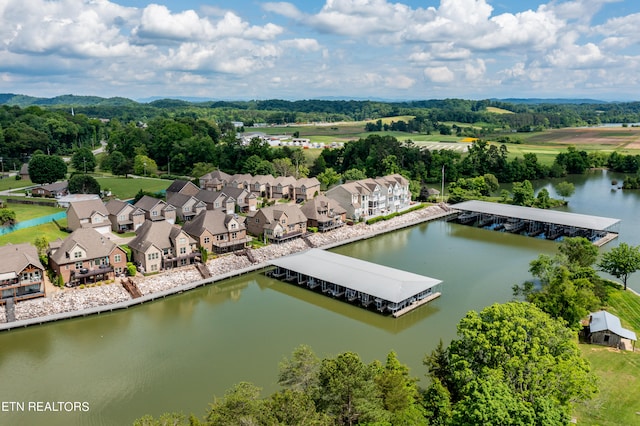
[269, 249, 441, 303]
[453, 200, 620, 231]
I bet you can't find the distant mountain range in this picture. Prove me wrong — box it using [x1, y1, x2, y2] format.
[0, 93, 613, 107]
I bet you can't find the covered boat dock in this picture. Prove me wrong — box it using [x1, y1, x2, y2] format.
[268, 248, 442, 317]
[452, 200, 620, 245]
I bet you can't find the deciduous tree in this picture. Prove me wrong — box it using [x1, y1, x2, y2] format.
[598, 242, 640, 290]
[71, 147, 96, 173]
[68, 174, 101, 194]
[28, 154, 67, 184]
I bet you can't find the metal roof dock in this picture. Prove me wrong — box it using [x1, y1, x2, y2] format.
[268, 248, 442, 317]
[452, 200, 620, 244]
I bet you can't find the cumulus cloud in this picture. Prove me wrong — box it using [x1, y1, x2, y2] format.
[0, 0, 639, 100]
[424, 66, 455, 83]
[133, 7, 282, 42]
[280, 38, 322, 52]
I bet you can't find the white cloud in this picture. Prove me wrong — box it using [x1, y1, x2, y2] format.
[465, 59, 486, 81]
[424, 66, 455, 83]
[545, 42, 608, 68]
[280, 38, 322, 52]
[385, 74, 415, 89]
[134, 7, 282, 42]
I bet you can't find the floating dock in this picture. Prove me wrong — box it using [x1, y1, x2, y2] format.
[268, 248, 442, 317]
[451, 200, 620, 245]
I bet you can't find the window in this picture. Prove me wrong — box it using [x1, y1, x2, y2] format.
[114, 254, 122, 263]
[119, 214, 126, 221]
[184, 206, 191, 212]
[151, 210, 159, 217]
[94, 216, 102, 223]
[95, 259, 101, 266]
[231, 232, 237, 239]
[255, 218, 259, 223]
[179, 237, 186, 244]
[150, 264, 158, 272]
[75, 261, 83, 269]
[179, 247, 187, 255]
[74, 251, 82, 258]
[230, 223, 237, 230]
[204, 237, 210, 244]
[147, 252, 159, 260]
[216, 235, 226, 241]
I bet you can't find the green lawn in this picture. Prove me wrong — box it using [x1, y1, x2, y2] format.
[96, 177, 170, 199]
[0, 220, 69, 246]
[575, 346, 640, 425]
[0, 177, 32, 192]
[6, 202, 65, 221]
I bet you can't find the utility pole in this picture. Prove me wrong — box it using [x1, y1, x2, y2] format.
[441, 165, 445, 203]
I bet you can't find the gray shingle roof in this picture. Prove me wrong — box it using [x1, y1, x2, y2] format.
[128, 220, 194, 253]
[182, 210, 245, 236]
[300, 195, 346, 221]
[134, 195, 165, 211]
[0, 243, 44, 275]
[68, 199, 108, 219]
[49, 228, 120, 265]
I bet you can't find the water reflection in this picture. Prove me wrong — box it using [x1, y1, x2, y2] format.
[265, 277, 440, 334]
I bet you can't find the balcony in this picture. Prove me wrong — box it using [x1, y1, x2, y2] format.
[318, 220, 345, 232]
[72, 265, 114, 279]
[269, 230, 304, 243]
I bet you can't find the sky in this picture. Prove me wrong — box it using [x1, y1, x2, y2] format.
[1, 0, 639, 102]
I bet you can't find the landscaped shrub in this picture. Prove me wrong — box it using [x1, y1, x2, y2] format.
[126, 262, 137, 276]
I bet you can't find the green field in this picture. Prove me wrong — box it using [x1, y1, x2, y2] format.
[96, 176, 171, 199]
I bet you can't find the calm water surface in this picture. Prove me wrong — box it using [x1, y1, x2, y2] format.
[0, 170, 638, 425]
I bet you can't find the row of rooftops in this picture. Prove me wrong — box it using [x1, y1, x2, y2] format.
[196, 170, 320, 191]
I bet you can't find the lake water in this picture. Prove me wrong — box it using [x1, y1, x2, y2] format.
[0, 170, 638, 426]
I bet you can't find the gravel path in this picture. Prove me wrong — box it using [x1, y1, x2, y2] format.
[3, 204, 450, 322]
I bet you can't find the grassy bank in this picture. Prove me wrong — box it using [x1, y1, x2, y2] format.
[0, 220, 69, 245]
[575, 346, 640, 425]
[573, 284, 640, 425]
[6, 201, 64, 221]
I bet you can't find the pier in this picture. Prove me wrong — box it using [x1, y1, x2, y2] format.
[451, 200, 620, 245]
[268, 248, 442, 317]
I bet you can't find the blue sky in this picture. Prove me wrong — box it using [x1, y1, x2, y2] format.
[1, 0, 639, 101]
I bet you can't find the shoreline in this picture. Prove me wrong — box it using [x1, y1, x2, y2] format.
[0, 204, 454, 332]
